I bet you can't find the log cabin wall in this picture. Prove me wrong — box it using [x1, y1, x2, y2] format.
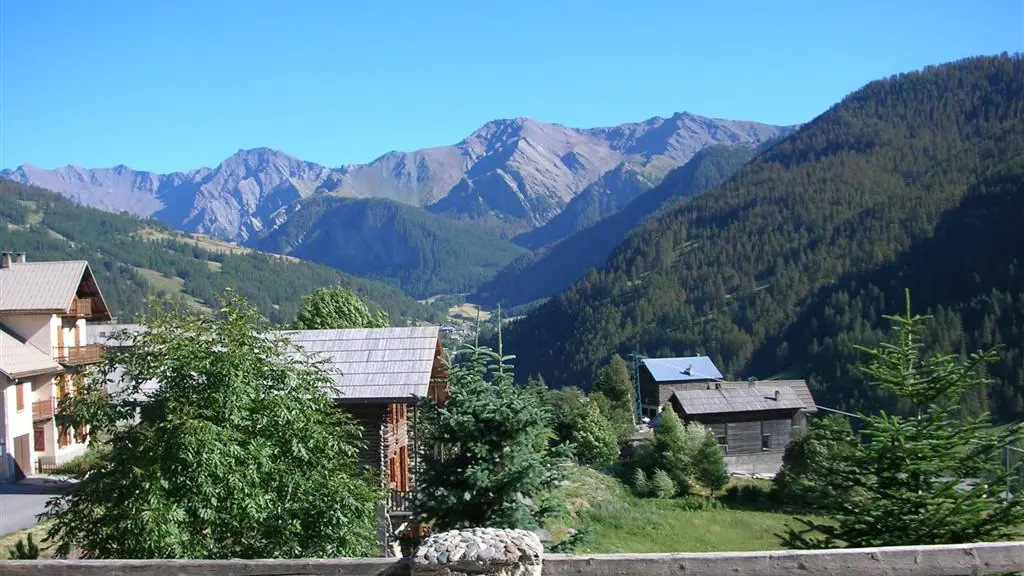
[339, 403, 388, 474]
[669, 405, 799, 456]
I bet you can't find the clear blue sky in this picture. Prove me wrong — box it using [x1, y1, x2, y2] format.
[2, 0, 1021, 173]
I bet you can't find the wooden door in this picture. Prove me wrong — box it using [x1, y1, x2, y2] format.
[33, 427, 45, 451]
[13, 434, 30, 481]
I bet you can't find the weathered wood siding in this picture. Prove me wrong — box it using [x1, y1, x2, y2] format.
[668, 402, 798, 456]
[339, 403, 387, 472]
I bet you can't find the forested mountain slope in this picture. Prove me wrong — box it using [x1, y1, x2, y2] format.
[0, 180, 441, 325]
[503, 55, 1024, 421]
[255, 196, 526, 298]
[473, 145, 755, 308]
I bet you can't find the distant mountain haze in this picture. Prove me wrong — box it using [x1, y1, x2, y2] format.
[2, 113, 796, 244]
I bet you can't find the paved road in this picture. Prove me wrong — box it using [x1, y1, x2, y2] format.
[0, 478, 71, 535]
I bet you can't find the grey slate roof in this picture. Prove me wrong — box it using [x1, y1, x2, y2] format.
[672, 385, 805, 415]
[0, 325, 62, 379]
[284, 327, 441, 401]
[0, 260, 87, 312]
[92, 325, 443, 402]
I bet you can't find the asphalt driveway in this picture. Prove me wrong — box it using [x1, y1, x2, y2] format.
[0, 478, 71, 535]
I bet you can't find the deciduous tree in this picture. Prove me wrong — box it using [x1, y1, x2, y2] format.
[292, 285, 389, 329]
[47, 293, 383, 559]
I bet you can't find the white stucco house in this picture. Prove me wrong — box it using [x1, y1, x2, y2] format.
[0, 251, 112, 482]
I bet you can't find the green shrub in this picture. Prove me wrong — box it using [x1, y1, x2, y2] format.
[631, 468, 649, 497]
[693, 433, 729, 493]
[8, 533, 40, 560]
[651, 469, 676, 499]
[675, 495, 724, 512]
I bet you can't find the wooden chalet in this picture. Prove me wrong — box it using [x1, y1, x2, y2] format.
[279, 327, 448, 515]
[638, 356, 817, 475]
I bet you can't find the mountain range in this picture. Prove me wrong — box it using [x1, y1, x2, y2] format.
[1, 113, 795, 246]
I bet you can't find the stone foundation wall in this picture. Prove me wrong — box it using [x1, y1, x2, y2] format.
[724, 451, 783, 476]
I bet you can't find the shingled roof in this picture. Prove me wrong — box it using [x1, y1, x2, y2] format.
[0, 259, 112, 320]
[92, 324, 444, 402]
[672, 386, 805, 415]
[269, 326, 442, 402]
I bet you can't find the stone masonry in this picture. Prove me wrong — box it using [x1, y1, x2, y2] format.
[412, 528, 543, 576]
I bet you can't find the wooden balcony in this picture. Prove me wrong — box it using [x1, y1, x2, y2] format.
[32, 398, 55, 421]
[388, 490, 415, 516]
[64, 297, 94, 318]
[55, 344, 105, 367]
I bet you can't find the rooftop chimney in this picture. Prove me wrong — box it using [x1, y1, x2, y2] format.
[748, 377, 758, 388]
[774, 389, 781, 401]
[14, 252, 25, 264]
[0, 251, 11, 269]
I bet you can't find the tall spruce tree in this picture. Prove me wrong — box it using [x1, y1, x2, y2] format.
[782, 291, 1024, 548]
[414, 342, 570, 530]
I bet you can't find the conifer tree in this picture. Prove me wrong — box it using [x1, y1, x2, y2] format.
[782, 291, 1024, 549]
[415, 341, 570, 531]
[592, 354, 636, 443]
[647, 405, 691, 495]
[693, 431, 729, 493]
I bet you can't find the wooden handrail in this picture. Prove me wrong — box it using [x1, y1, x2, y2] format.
[31, 397, 55, 421]
[2, 541, 1022, 575]
[54, 344, 105, 366]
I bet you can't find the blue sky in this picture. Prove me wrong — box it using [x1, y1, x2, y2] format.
[2, 0, 1021, 173]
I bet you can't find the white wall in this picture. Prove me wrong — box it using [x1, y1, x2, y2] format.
[1, 313, 56, 353]
[1, 373, 67, 480]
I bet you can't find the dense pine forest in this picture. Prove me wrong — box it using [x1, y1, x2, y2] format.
[0, 180, 441, 325]
[254, 195, 527, 298]
[474, 145, 756, 308]
[503, 55, 1024, 421]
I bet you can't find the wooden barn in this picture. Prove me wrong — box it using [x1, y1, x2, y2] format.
[638, 356, 817, 475]
[284, 327, 448, 515]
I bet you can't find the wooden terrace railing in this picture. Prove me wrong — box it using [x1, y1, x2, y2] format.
[2, 541, 1023, 575]
[54, 344, 105, 367]
[64, 297, 94, 318]
[388, 490, 414, 515]
[31, 397, 56, 421]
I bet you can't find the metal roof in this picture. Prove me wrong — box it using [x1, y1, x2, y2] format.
[0, 260, 111, 319]
[641, 356, 724, 382]
[672, 385, 805, 415]
[93, 325, 443, 402]
[284, 327, 441, 401]
[0, 325, 62, 379]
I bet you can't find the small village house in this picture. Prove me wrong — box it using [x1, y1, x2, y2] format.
[638, 356, 817, 475]
[0, 252, 111, 482]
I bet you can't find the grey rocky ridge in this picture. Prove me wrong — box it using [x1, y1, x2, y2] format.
[2, 113, 796, 244]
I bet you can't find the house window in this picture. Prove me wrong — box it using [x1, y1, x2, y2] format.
[15, 383, 24, 412]
[716, 435, 728, 454]
[58, 426, 71, 448]
[761, 434, 772, 451]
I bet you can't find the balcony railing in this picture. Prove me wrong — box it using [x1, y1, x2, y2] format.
[64, 297, 93, 318]
[388, 490, 415, 515]
[32, 397, 56, 421]
[55, 344, 105, 366]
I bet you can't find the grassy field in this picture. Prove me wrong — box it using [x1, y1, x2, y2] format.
[548, 467, 823, 553]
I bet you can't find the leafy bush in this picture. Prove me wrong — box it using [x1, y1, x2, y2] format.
[651, 469, 676, 499]
[674, 495, 725, 512]
[631, 468, 649, 497]
[8, 534, 40, 560]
